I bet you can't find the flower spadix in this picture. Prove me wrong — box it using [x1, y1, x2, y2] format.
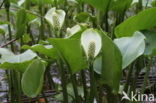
[81, 29, 102, 60]
[45, 7, 66, 30]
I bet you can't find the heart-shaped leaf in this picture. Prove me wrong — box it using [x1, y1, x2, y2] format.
[48, 38, 87, 73]
[21, 59, 46, 97]
[101, 31, 122, 94]
[115, 7, 156, 37]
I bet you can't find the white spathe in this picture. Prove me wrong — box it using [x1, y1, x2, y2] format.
[66, 25, 81, 38]
[45, 7, 66, 29]
[81, 28, 102, 59]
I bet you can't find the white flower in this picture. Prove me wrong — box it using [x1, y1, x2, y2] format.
[81, 29, 102, 59]
[66, 25, 81, 38]
[45, 7, 66, 29]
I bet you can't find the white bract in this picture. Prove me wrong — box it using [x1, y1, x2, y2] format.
[45, 7, 66, 29]
[66, 25, 81, 38]
[81, 29, 102, 59]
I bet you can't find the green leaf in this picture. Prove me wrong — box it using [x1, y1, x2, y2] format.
[142, 30, 156, 56]
[0, 49, 37, 72]
[48, 38, 87, 73]
[22, 44, 58, 59]
[101, 31, 122, 94]
[16, 9, 27, 38]
[21, 59, 46, 97]
[110, 0, 132, 13]
[93, 56, 102, 74]
[115, 7, 156, 37]
[74, 12, 93, 23]
[114, 32, 145, 69]
[83, 0, 112, 12]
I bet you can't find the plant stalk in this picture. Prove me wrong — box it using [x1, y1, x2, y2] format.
[57, 59, 68, 103]
[88, 61, 96, 103]
[81, 70, 87, 103]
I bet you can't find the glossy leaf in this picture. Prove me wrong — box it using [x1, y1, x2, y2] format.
[115, 7, 156, 37]
[48, 38, 87, 73]
[114, 32, 145, 69]
[21, 59, 46, 97]
[101, 31, 122, 94]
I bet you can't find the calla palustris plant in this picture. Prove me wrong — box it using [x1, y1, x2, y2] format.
[81, 28, 102, 103]
[1, 0, 156, 103]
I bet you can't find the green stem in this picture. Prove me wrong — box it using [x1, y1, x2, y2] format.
[4, 1, 22, 102]
[54, 0, 58, 8]
[131, 57, 143, 91]
[81, 70, 87, 103]
[69, 69, 80, 103]
[5, 7, 14, 51]
[25, 0, 35, 44]
[124, 65, 133, 93]
[46, 64, 56, 90]
[38, 5, 45, 42]
[137, 0, 142, 13]
[88, 62, 96, 103]
[104, 11, 109, 32]
[57, 59, 68, 103]
[106, 87, 119, 103]
[141, 58, 152, 93]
